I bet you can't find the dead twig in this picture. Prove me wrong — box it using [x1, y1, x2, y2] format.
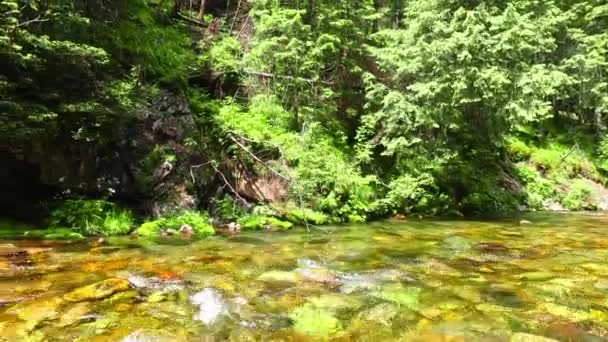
[10, 16, 49, 34]
[210, 162, 247, 205]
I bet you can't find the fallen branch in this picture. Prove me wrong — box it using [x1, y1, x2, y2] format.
[555, 143, 579, 170]
[228, 134, 291, 181]
[189, 161, 211, 185]
[210, 162, 247, 205]
[174, 11, 207, 27]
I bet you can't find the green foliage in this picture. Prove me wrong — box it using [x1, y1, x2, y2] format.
[561, 179, 596, 211]
[516, 165, 556, 209]
[597, 135, 608, 173]
[49, 199, 133, 236]
[206, 36, 242, 74]
[508, 138, 533, 162]
[529, 144, 599, 179]
[136, 211, 214, 238]
[370, 173, 439, 215]
[285, 208, 332, 225]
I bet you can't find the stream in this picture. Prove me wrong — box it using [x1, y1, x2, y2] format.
[2, 213, 608, 341]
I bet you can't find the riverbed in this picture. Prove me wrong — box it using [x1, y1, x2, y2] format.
[2, 213, 608, 341]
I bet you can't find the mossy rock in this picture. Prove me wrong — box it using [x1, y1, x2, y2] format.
[0, 227, 85, 240]
[308, 293, 362, 311]
[135, 211, 214, 238]
[371, 284, 421, 310]
[289, 303, 343, 337]
[257, 270, 300, 283]
[64, 278, 131, 302]
[238, 215, 293, 230]
[7, 297, 63, 323]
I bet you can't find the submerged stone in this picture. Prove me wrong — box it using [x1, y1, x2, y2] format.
[289, 303, 343, 337]
[371, 284, 421, 310]
[257, 270, 300, 284]
[123, 274, 184, 292]
[338, 269, 409, 293]
[64, 278, 130, 302]
[358, 303, 399, 326]
[7, 297, 63, 323]
[308, 293, 362, 311]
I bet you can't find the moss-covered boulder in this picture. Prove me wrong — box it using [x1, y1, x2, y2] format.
[371, 284, 421, 310]
[238, 215, 293, 230]
[135, 211, 214, 238]
[64, 278, 130, 302]
[289, 303, 343, 337]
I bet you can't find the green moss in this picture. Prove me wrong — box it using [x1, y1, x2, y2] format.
[238, 215, 293, 230]
[0, 225, 85, 240]
[289, 303, 343, 337]
[135, 211, 214, 238]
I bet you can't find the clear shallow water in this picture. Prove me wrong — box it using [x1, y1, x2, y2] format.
[2, 213, 608, 341]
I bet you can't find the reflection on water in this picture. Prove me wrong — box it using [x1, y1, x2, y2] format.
[2, 213, 608, 341]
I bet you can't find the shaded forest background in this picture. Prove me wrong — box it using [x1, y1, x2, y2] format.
[1, 0, 607, 233]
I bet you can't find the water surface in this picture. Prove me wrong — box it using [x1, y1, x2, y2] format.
[2, 213, 608, 341]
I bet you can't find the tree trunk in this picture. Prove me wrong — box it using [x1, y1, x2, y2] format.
[197, 0, 206, 20]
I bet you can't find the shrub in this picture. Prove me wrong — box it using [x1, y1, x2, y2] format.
[285, 208, 332, 225]
[530, 144, 599, 179]
[507, 138, 532, 162]
[516, 165, 556, 209]
[136, 211, 214, 238]
[561, 179, 596, 211]
[49, 199, 134, 236]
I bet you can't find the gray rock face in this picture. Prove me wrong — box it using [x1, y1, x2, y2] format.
[1, 88, 205, 217]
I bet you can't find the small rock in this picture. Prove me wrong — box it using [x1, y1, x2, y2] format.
[519, 220, 532, 225]
[64, 278, 130, 302]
